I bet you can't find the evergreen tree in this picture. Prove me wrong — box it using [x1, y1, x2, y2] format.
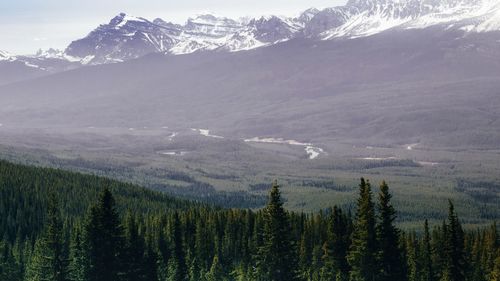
[122, 213, 149, 281]
[406, 232, 419, 281]
[205, 255, 226, 281]
[347, 178, 378, 281]
[299, 232, 312, 281]
[256, 181, 300, 281]
[188, 257, 202, 281]
[143, 242, 159, 281]
[376, 181, 406, 281]
[322, 206, 352, 281]
[491, 253, 500, 281]
[232, 263, 252, 281]
[68, 226, 87, 281]
[25, 194, 68, 281]
[2, 159, 500, 281]
[421, 219, 435, 281]
[441, 201, 466, 281]
[195, 219, 214, 271]
[0, 241, 21, 281]
[84, 187, 124, 281]
[169, 212, 187, 281]
[485, 224, 499, 280]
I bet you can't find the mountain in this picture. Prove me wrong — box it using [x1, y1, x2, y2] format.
[64, 12, 304, 63]
[168, 14, 244, 54]
[65, 13, 182, 64]
[1, 27, 500, 148]
[316, 0, 500, 39]
[0, 50, 48, 85]
[0, 50, 16, 62]
[4, 0, 497, 68]
[0, 48, 83, 85]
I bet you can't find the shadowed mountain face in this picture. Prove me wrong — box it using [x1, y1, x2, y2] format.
[1, 28, 500, 148]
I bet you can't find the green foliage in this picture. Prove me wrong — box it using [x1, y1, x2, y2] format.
[0, 160, 499, 281]
[421, 220, 435, 281]
[348, 178, 378, 281]
[321, 206, 352, 280]
[440, 201, 467, 281]
[376, 181, 407, 281]
[256, 181, 300, 281]
[85, 188, 124, 281]
[206, 255, 226, 281]
[0, 241, 21, 281]
[24, 195, 68, 281]
[67, 226, 87, 281]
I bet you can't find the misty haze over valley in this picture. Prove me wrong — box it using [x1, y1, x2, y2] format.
[1, 0, 500, 222]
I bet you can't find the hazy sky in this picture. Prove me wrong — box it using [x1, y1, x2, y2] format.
[0, 0, 347, 54]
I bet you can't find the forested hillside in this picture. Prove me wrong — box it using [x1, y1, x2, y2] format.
[0, 160, 499, 281]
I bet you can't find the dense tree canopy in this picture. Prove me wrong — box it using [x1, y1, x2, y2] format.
[0, 160, 498, 281]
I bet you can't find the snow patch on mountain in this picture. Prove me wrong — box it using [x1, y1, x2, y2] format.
[114, 14, 148, 28]
[32, 48, 81, 62]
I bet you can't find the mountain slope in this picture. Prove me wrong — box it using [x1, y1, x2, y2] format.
[1, 28, 500, 148]
[0, 50, 48, 86]
[319, 0, 500, 39]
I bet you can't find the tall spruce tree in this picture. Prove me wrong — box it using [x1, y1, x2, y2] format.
[406, 232, 419, 281]
[25, 194, 68, 281]
[347, 178, 378, 281]
[68, 226, 87, 281]
[256, 181, 300, 281]
[441, 201, 466, 281]
[376, 181, 406, 281]
[168, 211, 187, 281]
[84, 187, 124, 281]
[322, 206, 352, 281]
[421, 220, 435, 281]
[122, 213, 149, 281]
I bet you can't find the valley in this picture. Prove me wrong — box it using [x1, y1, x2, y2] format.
[1, 122, 499, 227]
[1, 0, 500, 226]
[2, 1, 500, 280]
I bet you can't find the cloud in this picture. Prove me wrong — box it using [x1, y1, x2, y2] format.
[34, 37, 48, 41]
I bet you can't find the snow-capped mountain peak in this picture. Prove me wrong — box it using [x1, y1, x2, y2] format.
[109, 13, 148, 28]
[320, 0, 500, 39]
[0, 50, 16, 62]
[14, 0, 500, 66]
[297, 8, 321, 25]
[64, 12, 182, 64]
[184, 14, 243, 38]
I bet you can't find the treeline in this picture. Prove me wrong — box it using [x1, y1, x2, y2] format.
[0, 161, 499, 281]
[0, 160, 202, 245]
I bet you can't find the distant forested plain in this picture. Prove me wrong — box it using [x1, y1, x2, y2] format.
[0, 160, 499, 281]
[0, 134, 499, 228]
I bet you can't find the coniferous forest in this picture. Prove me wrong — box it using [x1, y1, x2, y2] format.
[0, 160, 499, 281]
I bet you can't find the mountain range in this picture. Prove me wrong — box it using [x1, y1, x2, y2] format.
[1, 0, 500, 214]
[2, 0, 500, 73]
[1, 0, 500, 149]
